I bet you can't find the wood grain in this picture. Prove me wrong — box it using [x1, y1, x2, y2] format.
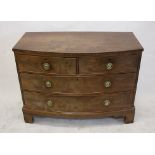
[23, 91, 134, 112]
[79, 53, 141, 74]
[15, 54, 76, 75]
[13, 32, 143, 54]
[12, 32, 143, 124]
[22, 106, 135, 123]
[20, 73, 137, 94]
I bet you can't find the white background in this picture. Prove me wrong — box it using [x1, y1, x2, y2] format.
[0, 21, 155, 133]
[0, 0, 155, 21]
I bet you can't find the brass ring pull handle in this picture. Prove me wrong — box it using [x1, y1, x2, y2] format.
[42, 62, 50, 71]
[45, 81, 52, 88]
[104, 100, 111, 106]
[47, 100, 53, 107]
[106, 62, 113, 70]
[104, 81, 111, 88]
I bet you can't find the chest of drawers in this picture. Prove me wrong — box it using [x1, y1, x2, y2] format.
[12, 32, 143, 124]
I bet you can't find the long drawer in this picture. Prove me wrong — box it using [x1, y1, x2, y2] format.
[23, 91, 134, 112]
[20, 73, 137, 94]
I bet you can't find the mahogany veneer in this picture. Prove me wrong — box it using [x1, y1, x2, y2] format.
[12, 32, 143, 124]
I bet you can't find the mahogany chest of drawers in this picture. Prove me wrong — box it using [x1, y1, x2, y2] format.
[12, 32, 143, 124]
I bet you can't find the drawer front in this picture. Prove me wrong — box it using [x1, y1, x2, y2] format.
[16, 54, 76, 75]
[20, 73, 136, 94]
[79, 54, 140, 74]
[23, 91, 134, 112]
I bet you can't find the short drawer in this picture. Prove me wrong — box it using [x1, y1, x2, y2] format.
[23, 91, 134, 112]
[15, 54, 76, 75]
[20, 73, 137, 94]
[79, 54, 140, 74]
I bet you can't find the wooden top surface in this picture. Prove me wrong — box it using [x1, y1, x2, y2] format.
[13, 32, 143, 53]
